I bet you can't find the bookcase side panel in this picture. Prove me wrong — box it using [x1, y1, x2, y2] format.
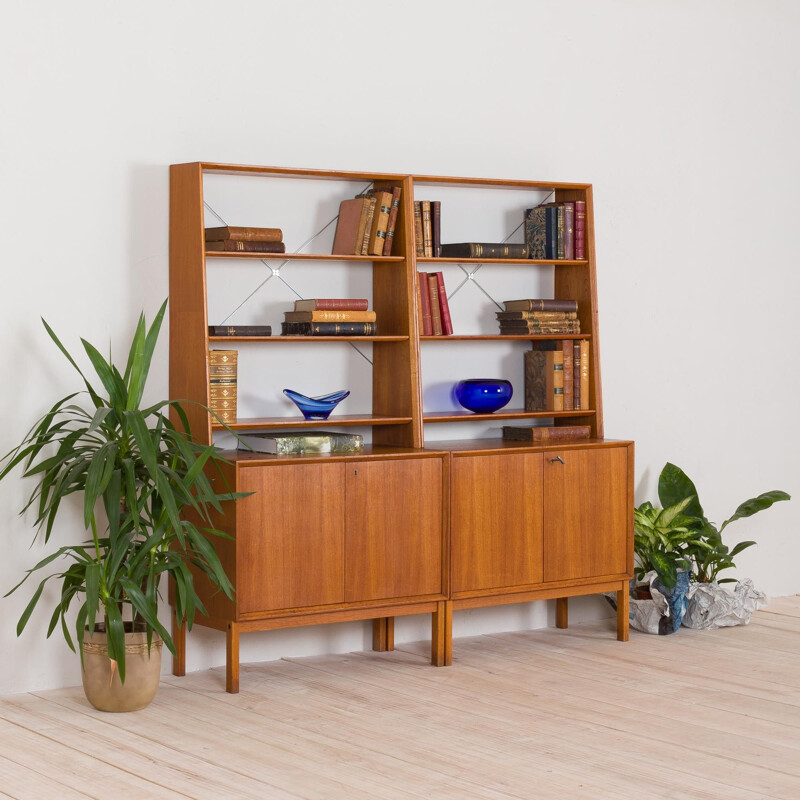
[170, 163, 212, 444]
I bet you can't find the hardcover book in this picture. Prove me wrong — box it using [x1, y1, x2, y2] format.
[332, 198, 366, 255]
[574, 200, 586, 260]
[413, 201, 424, 256]
[495, 311, 578, 321]
[208, 325, 271, 337]
[421, 200, 433, 257]
[573, 340, 581, 410]
[556, 204, 565, 260]
[360, 197, 376, 255]
[547, 349, 565, 411]
[562, 339, 574, 411]
[206, 240, 286, 253]
[418, 272, 433, 335]
[503, 299, 578, 313]
[383, 186, 402, 256]
[284, 310, 377, 323]
[561, 202, 575, 260]
[368, 190, 393, 256]
[579, 339, 590, 410]
[434, 271, 453, 335]
[281, 321, 378, 336]
[543, 204, 558, 259]
[204, 226, 283, 243]
[294, 298, 369, 311]
[440, 243, 528, 259]
[524, 206, 547, 259]
[427, 273, 443, 335]
[237, 430, 363, 455]
[524, 349, 563, 411]
[431, 200, 441, 257]
[499, 321, 580, 334]
[502, 425, 591, 442]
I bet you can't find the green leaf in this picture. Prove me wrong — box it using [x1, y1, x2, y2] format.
[658, 463, 705, 521]
[17, 579, 47, 635]
[729, 540, 757, 557]
[649, 551, 678, 589]
[720, 490, 791, 532]
[104, 601, 126, 684]
[82, 338, 127, 408]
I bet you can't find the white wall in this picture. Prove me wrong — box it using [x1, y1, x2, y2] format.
[1, 0, 797, 694]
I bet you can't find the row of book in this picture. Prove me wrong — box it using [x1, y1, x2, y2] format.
[209, 349, 238, 423]
[413, 200, 441, 257]
[332, 188, 402, 257]
[418, 271, 453, 335]
[280, 298, 377, 336]
[524, 201, 586, 261]
[498, 298, 581, 336]
[205, 226, 286, 254]
[524, 339, 590, 412]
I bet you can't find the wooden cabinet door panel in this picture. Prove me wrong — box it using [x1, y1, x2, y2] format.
[451, 453, 544, 592]
[345, 458, 442, 602]
[237, 464, 345, 614]
[543, 448, 628, 582]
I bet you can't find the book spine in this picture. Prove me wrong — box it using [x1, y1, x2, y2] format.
[204, 226, 283, 242]
[427, 273, 443, 335]
[422, 201, 433, 257]
[562, 202, 575, 260]
[547, 350, 565, 411]
[498, 322, 580, 333]
[562, 339, 574, 411]
[502, 425, 591, 442]
[544, 205, 558, 259]
[431, 200, 441, 257]
[524, 351, 547, 411]
[284, 310, 377, 322]
[440, 243, 528, 259]
[416, 271, 424, 334]
[434, 271, 453, 335]
[579, 339, 590, 410]
[208, 326, 271, 336]
[208, 350, 237, 422]
[418, 272, 433, 335]
[295, 299, 369, 311]
[360, 198, 376, 255]
[573, 340, 581, 410]
[369, 191, 393, 256]
[574, 200, 586, 260]
[414, 201, 424, 257]
[206, 240, 286, 253]
[281, 322, 378, 336]
[354, 199, 370, 256]
[383, 186, 402, 256]
[496, 311, 578, 320]
[525, 207, 548, 260]
[503, 299, 578, 313]
[556, 204, 565, 260]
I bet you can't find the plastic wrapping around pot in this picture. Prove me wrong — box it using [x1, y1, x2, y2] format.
[682, 579, 767, 629]
[607, 570, 690, 635]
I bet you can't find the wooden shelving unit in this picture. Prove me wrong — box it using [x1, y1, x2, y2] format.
[169, 162, 633, 692]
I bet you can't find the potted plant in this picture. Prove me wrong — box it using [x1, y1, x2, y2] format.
[1, 300, 239, 711]
[657, 462, 790, 629]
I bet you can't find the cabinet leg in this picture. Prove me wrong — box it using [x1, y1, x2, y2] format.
[226, 622, 240, 693]
[556, 597, 569, 629]
[431, 600, 452, 667]
[172, 610, 186, 677]
[617, 585, 630, 642]
[372, 617, 395, 652]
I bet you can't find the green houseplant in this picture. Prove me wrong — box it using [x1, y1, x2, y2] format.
[1, 300, 237, 710]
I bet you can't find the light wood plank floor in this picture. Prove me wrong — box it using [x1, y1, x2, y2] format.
[1, 597, 799, 799]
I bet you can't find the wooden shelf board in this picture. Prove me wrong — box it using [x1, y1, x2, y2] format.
[423, 409, 596, 423]
[205, 251, 403, 262]
[417, 257, 588, 266]
[209, 336, 408, 343]
[219, 445, 441, 466]
[212, 414, 412, 431]
[420, 334, 590, 341]
[426, 437, 632, 454]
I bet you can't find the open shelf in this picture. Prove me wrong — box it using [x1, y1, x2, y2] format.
[212, 414, 413, 431]
[209, 335, 408, 343]
[423, 409, 596, 423]
[417, 257, 588, 266]
[420, 334, 591, 342]
[205, 251, 404, 262]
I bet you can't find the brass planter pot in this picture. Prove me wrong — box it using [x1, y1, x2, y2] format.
[81, 627, 162, 712]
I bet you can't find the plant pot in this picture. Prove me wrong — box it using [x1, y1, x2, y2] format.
[682, 579, 767, 629]
[81, 625, 162, 712]
[634, 585, 652, 600]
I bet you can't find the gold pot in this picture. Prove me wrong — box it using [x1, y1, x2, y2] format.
[81, 627, 162, 712]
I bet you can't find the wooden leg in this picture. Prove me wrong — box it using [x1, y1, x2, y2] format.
[556, 597, 568, 629]
[226, 621, 240, 693]
[617, 584, 630, 642]
[172, 610, 186, 677]
[372, 617, 395, 652]
[431, 600, 452, 667]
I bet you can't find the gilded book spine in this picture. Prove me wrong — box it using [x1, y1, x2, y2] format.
[579, 339, 590, 410]
[422, 201, 433, 257]
[208, 350, 237, 422]
[562, 339, 574, 411]
[562, 202, 575, 260]
[574, 200, 586, 260]
[414, 201, 424, 256]
[383, 186, 402, 256]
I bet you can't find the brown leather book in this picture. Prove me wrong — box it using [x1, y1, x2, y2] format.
[524, 351, 547, 410]
[579, 340, 590, 410]
[204, 226, 282, 242]
[574, 200, 586, 260]
[435, 272, 453, 335]
[573, 341, 581, 410]
[547, 350, 565, 411]
[496, 311, 578, 321]
[208, 325, 271, 337]
[368, 190, 394, 256]
[562, 339, 574, 411]
[422, 201, 433, 257]
[418, 272, 433, 335]
[431, 200, 441, 257]
[332, 199, 365, 255]
[208, 350, 237, 366]
[383, 187, 402, 256]
[502, 425, 591, 442]
[284, 310, 377, 323]
[294, 299, 369, 311]
[206, 240, 286, 253]
[427, 273, 443, 335]
[360, 197, 376, 255]
[414, 201, 424, 256]
[561, 202, 575, 260]
[503, 299, 578, 313]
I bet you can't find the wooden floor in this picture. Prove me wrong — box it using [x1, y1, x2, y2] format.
[1, 598, 799, 800]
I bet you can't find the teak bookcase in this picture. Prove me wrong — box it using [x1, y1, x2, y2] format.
[169, 162, 634, 692]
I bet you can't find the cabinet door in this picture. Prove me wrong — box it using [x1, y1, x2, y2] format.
[543, 448, 628, 582]
[345, 458, 443, 602]
[451, 453, 544, 593]
[237, 464, 345, 613]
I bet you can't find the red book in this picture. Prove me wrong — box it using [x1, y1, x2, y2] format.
[427, 274, 443, 335]
[418, 272, 433, 335]
[294, 298, 369, 311]
[434, 272, 453, 335]
[574, 200, 586, 260]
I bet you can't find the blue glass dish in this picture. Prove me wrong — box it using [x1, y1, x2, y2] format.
[454, 379, 513, 414]
[283, 388, 350, 420]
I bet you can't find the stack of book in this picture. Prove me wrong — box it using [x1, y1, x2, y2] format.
[417, 271, 453, 335]
[440, 242, 528, 259]
[524, 201, 586, 260]
[332, 187, 402, 257]
[497, 299, 580, 335]
[237, 430, 363, 455]
[205, 226, 285, 254]
[208, 350, 237, 423]
[524, 340, 590, 412]
[413, 200, 441, 257]
[281, 298, 377, 336]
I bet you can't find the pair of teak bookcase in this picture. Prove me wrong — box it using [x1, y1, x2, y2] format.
[169, 162, 634, 693]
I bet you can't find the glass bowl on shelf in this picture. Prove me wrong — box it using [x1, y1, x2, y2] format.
[454, 379, 513, 414]
[283, 388, 350, 420]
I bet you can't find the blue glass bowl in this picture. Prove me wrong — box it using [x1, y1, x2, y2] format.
[454, 379, 513, 414]
[283, 388, 350, 420]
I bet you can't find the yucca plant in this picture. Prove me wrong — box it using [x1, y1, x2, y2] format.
[1, 299, 237, 682]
